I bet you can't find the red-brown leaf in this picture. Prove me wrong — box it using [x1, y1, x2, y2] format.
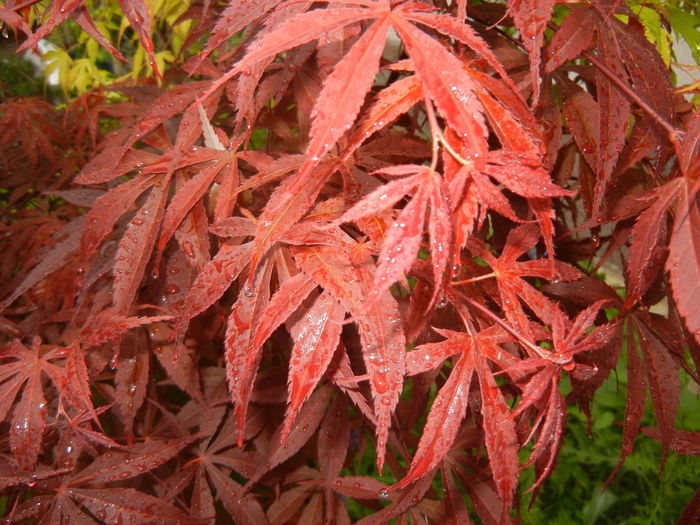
[79, 175, 156, 266]
[69, 437, 197, 485]
[177, 241, 253, 326]
[67, 487, 198, 524]
[507, 0, 555, 104]
[371, 183, 428, 300]
[157, 159, 227, 262]
[641, 427, 700, 456]
[114, 347, 149, 436]
[306, 17, 389, 163]
[10, 364, 46, 470]
[626, 185, 678, 305]
[543, 6, 595, 73]
[318, 394, 351, 482]
[112, 184, 167, 312]
[668, 186, 700, 344]
[117, 0, 160, 78]
[635, 318, 680, 468]
[343, 75, 423, 159]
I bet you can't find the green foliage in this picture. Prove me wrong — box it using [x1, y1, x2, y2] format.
[521, 363, 700, 524]
[0, 53, 44, 98]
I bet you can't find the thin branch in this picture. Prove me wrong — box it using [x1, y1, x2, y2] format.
[582, 50, 680, 141]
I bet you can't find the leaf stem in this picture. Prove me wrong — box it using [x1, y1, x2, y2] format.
[582, 50, 679, 141]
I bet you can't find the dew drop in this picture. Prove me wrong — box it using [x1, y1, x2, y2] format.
[374, 375, 388, 394]
[379, 489, 389, 499]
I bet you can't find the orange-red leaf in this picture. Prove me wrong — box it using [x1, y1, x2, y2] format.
[283, 292, 345, 441]
[475, 348, 519, 513]
[391, 350, 473, 490]
[394, 18, 487, 166]
[225, 259, 273, 446]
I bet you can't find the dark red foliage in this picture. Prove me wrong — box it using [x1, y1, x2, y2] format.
[1, 0, 699, 523]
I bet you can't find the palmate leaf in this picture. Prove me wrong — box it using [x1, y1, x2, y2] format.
[0, 215, 83, 314]
[2, 0, 699, 521]
[247, 385, 332, 487]
[466, 224, 579, 339]
[0, 8, 32, 39]
[334, 165, 452, 304]
[291, 237, 405, 473]
[1, 337, 64, 470]
[199, 0, 281, 63]
[114, 346, 149, 436]
[560, 78, 601, 173]
[68, 437, 197, 486]
[469, 74, 540, 158]
[175, 241, 253, 331]
[156, 157, 230, 265]
[474, 345, 519, 514]
[634, 316, 680, 468]
[245, 12, 390, 279]
[79, 174, 157, 266]
[594, 25, 632, 216]
[194, 6, 381, 110]
[117, 0, 160, 78]
[641, 427, 700, 456]
[197, 3, 516, 283]
[626, 182, 680, 306]
[342, 75, 423, 160]
[318, 394, 351, 484]
[544, 6, 596, 73]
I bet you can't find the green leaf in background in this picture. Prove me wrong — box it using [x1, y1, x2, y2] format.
[666, 5, 700, 64]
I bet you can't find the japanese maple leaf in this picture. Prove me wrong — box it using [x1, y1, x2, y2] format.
[507, 301, 613, 495]
[466, 223, 579, 342]
[17, 0, 127, 67]
[391, 335, 475, 491]
[334, 164, 451, 305]
[291, 230, 405, 473]
[0, 337, 65, 469]
[192, 1, 518, 283]
[74, 84, 225, 315]
[393, 321, 520, 514]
